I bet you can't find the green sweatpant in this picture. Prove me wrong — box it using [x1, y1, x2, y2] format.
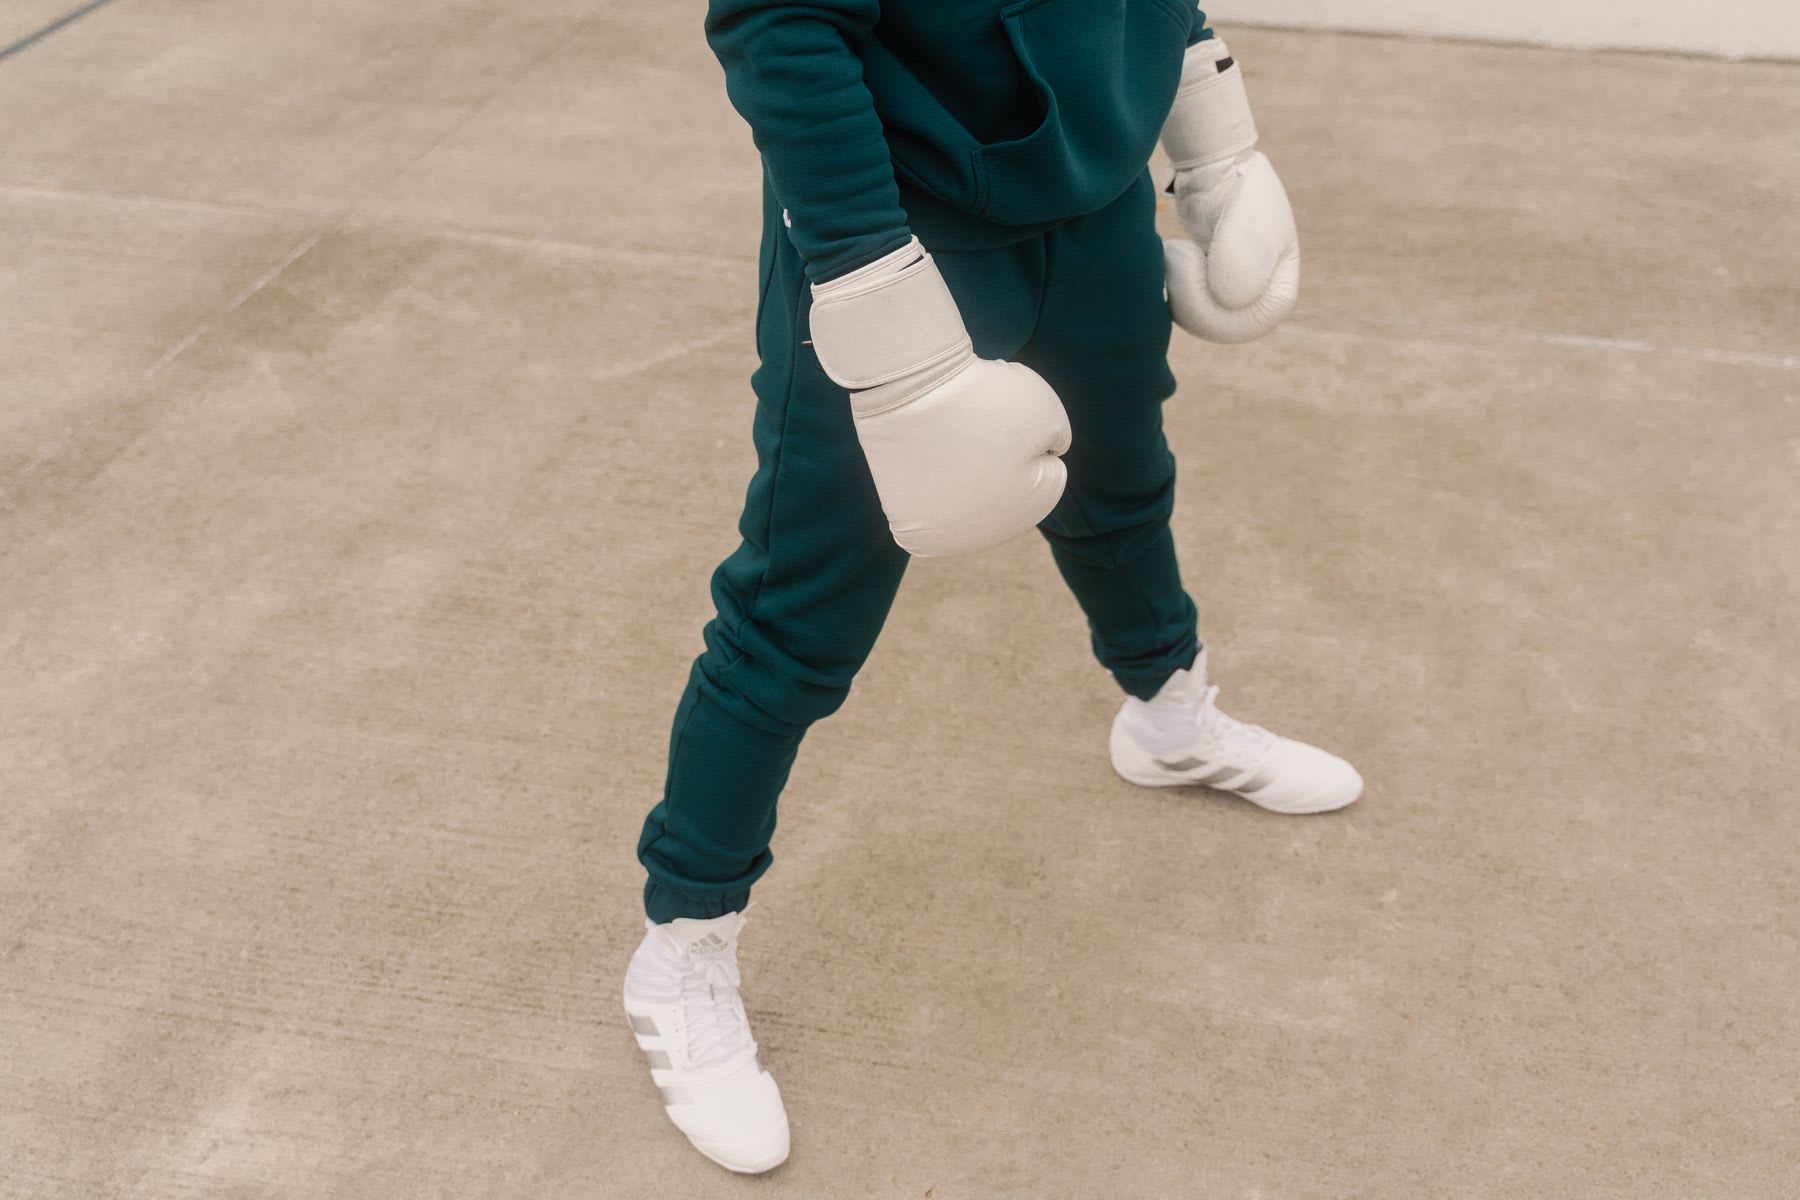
[636, 172, 1199, 922]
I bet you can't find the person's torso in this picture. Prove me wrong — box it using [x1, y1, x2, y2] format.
[862, 0, 1193, 237]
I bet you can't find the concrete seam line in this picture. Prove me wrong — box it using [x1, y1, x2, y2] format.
[1289, 308, 1800, 373]
[1205, 19, 1800, 66]
[0, 0, 124, 64]
[0, 229, 324, 507]
[139, 230, 325, 380]
[0, 179, 301, 223]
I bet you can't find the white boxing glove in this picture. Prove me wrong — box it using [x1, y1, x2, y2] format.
[809, 237, 1072, 558]
[1161, 38, 1300, 344]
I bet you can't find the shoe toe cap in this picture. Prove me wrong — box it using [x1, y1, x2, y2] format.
[1251, 740, 1363, 813]
[668, 1067, 790, 1174]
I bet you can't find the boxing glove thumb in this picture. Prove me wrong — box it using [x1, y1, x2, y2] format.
[809, 238, 1072, 558]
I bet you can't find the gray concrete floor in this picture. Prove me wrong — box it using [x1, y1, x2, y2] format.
[3, 3, 1797, 1197]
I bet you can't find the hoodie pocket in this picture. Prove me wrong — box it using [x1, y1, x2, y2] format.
[974, 0, 1190, 225]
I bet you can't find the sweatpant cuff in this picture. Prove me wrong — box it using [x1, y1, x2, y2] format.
[1112, 641, 1201, 701]
[643, 880, 753, 924]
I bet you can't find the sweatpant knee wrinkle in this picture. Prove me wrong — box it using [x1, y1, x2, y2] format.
[1043, 468, 1178, 563]
[1046, 479, 1133, 573]
[701, 658, 844, 737]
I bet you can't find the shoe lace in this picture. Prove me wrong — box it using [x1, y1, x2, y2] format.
[1194, 684, 1275, 762]
[681, 946, 754, 1074]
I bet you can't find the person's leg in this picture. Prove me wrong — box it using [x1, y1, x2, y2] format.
[635, 186, 1049, 922]
[1023, 173, 1362, 813]
[635, 182, 910, 923]
[628, 200, 1054, 1175]
[1019, 172, 1200, 702]
[628, 188, 905, 1171]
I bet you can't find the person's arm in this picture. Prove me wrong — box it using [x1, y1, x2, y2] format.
[705, 0, 912, 281]
[706, 1, 1072, 557]
[1188, 3, 1214, 46]
[1158, 26, 1302, 344]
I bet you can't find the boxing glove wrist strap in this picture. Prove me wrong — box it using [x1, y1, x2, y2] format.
[1161, 38, 1259, 172]
[809, 237, 973, 392]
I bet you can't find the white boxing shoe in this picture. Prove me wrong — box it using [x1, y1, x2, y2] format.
[622, 910, 789, 1174]
[1110, 651, 1362, 814]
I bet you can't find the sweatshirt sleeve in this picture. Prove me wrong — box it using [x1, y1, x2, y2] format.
[705, 0, 913, 282]
[1188, 5, 1214, 44]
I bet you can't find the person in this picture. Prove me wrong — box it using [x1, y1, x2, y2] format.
[621, 0, 1362, 1173]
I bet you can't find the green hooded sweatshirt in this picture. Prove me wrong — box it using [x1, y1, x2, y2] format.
[704, 0, 1211, 281]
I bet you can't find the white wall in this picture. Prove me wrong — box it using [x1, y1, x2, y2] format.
[1203, 0, 1800, 61]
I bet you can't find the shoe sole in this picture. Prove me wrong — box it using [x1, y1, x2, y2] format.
[691, 1139, 790, 1175]
[1109, 721, 1362, 814]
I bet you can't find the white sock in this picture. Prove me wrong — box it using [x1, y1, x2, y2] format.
[1121, 656, 1208, 756]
